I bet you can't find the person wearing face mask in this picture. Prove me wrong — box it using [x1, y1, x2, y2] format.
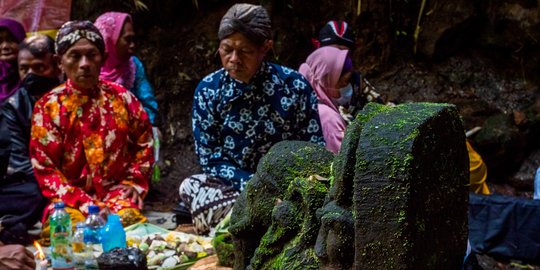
[0, 34, 59, 245]
[299, 46, 352, 154]
[313, 20, 390, 119]
[0, 18, 26, 105]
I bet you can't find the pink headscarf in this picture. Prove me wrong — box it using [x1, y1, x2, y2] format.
[299, 46, 350, 154]
[299, 46, 349, 111]
[94, 12, 135, 89]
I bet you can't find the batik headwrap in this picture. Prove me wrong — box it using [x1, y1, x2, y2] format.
[0, 18, 26, 103]
[94, 12, 135, 89]
[218, 3, 272, 45]
[55, 20, 105, 56]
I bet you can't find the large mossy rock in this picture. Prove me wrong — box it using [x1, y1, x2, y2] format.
[315, 104, 386, 270]
[229, 141, 333, 270]
[353, 102, 469, 269]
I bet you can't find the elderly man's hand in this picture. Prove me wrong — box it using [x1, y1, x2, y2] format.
[111, 184, 144, 209]
[0, 244, 36, 270]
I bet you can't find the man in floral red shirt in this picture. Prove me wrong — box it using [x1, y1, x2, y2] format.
[30, 21, 153, 242]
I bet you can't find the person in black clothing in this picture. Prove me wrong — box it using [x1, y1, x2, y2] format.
[314, 20, 390, 121]
[0, 34, 61, 245]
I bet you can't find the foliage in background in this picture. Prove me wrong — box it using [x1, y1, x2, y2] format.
[133, 0, 149, 11]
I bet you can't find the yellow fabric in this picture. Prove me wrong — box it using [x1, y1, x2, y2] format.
[117, 208, 147, 227]
[467, 141, 490, 195]
[39, 207, 86, 246]
[26, 29, 58, 39]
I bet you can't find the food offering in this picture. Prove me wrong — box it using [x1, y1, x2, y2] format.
[127, 231, 214, 269]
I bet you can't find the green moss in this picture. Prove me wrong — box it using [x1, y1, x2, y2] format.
[212, 232, 235, 267]
[250, 176, 329, 269]
[397, 210, 406, 223]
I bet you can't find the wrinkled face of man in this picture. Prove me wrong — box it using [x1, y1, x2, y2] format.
[59, 38, 104, 90]
[218, 32, 271, 84]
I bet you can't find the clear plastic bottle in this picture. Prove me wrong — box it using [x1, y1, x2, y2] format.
[83, 205, 104, 269]
[71, 222, 86, 269]
[101, 214, 127, 252]
[50, 201, 74, 270]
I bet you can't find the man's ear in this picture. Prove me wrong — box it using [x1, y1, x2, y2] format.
[54, 54, 63, 71]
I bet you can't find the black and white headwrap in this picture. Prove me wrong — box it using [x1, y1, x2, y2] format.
[218, 3, 272, 45]
[55, 20, 105, 56]
[318, 21, 356, 50]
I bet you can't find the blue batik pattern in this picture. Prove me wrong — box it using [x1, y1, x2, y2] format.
[192, 62, 324, 191]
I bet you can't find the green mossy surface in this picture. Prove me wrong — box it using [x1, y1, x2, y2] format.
[250, 176, 328, 270]
[229, 102, 468, 270]
[212, 232, 235, 267]
[354, 102, 468, 269]
[313, 103, 388, 269]
[229, 141, 332, 270]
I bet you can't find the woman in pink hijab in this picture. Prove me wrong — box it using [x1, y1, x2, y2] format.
[0, 18, 26, 104]
[94, 12, 159, 127]
[299, 46, 353, 154]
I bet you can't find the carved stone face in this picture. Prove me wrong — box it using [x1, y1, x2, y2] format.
[228, 141, 334, 269]
[315, 201, 355, 269]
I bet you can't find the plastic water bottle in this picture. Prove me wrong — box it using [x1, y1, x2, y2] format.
[101, 214, 126, 252]
[83, 205, 105, 269]
[71, 222, 86, 268]
[50, 201, 74, 269]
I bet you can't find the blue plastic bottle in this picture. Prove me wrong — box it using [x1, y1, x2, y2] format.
[101, 214, 127, 252]
[50, 201, 74, 270]
[84, 205, 105, 269]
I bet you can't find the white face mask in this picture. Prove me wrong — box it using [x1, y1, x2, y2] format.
[333, 83, 353, 106]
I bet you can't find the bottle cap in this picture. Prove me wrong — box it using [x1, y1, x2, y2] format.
[53, 201, 65, 209]
[88, 205, 100, 214]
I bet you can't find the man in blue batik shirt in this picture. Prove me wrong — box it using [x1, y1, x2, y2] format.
[179, 3, 324, 235]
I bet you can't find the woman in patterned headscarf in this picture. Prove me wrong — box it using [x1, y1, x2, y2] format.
[0, 18, 26, 104]
[178, 3, 325, 235]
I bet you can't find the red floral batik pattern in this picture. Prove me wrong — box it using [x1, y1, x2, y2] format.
[30, 79, 153, 220]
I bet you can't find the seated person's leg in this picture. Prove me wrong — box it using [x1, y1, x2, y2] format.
[179, 174, 239, 235]
[0, 181, 47, 245]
